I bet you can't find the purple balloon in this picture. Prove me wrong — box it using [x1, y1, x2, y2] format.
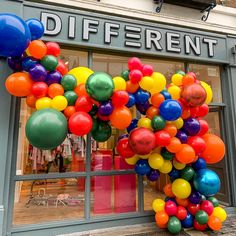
[7, 55, 23, 71]
[136, 101, 150, 115]
[183, 117, 200, 136]
[98, 101, 114, 116]
[189, 191, 202, 204]
[147, 169, 160, 181]
[29, 64, 47, 82]
[45, 71, 62, 85]
[117, 134, 129, 142]
[176, 130, 188, 143]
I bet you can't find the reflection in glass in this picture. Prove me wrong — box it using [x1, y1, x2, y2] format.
[204, 111, 221, 137]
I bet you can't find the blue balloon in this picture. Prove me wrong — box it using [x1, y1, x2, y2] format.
[168, 168, 180, 180]
[22, 57, 38, 71]
[183, 118, 200, 136]
[134, 89, 150, 105]
[165, 197, 176, 203]
[117, 134, 129, 142]
[159, 99, 182, 121]
[136, 101, 150, 115]
[127, 119, 138, 133]
[160, 90, 172, 100]
[193, 169, 220, 197]
[7, 55, 23, 71]
[192, 157, 207, 170]
[0, 14, 31, 57]
[126, 93, 136, 108]
[176, 130, 188, 143]
[135, 159, 151, 176]
[26, 18, 44, 40]
[189, 191, 202, 204]
[181, 212, 193, 228]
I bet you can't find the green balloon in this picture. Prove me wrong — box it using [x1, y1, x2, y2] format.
[86, 72, 114, 102]
[151, 115, 166, 131]
[167, 216, 181, 234]
[89, 104, 98, 116]
[176, 70, 185, 76]
[180, 166, 195, 181]
[207, 197, 219, 207]
[41, 55, 58, 71]
[91, 120, 112, 142]
[64, 91, 78, 105]
[121, 70, 129, 81]
[61, 74, 77, 91]
[161, 148, 174, 160]
[26, 109, 67, 150]
[195, 210, 208, 225]
[91, 118, 99, 133]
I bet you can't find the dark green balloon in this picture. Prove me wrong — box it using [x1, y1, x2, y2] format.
[207, 197, 219, 207]
[41, 55, 58, 71]
[167, 216, 181, 234]
[121, 70, 129, 81]
[86, 72, 114, 102]
[91, 120, 112, 142]
[61, 74, 77, 91]
[151, 115, 166, 131]
[25, 109, 67, 150]
[89, 104, 98, 116]
[91, 118, 99, 133]
[161, 148, 174, 160]
[195, 210, 208, 225]
[176, 70, 185, 76]
[180, 166, 195, 181]
[64, 91, 78, 105]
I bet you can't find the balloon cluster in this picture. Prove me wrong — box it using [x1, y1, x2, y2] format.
[1, 13, 227, 234]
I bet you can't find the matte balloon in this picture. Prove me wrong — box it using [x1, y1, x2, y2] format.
[155, 131, 171, 147]
[41, 55, 58, 71]
[139, 76, 154, 91]
[150, 72, 166, 94]
[181, 212, 193, 228]
[148, 153, 164, 170]
[112, 90, 129, 107]
[188, 136, 206, 155]
[75, 95, 93, 113]
[28, 40, 47, 59]
[167, 216, 181, 234]
[159, 100, 182, 121]
[48, 83, 64, 98]
[113, 76, 126, 91]
[126, 80, 139, 93]
[116, 138, 135, 158]
[195, 210, 208, 225]
[110, 107, 132, 129]
[138, 117, 152, 129]
[25, 109, 67, 149]
[125, 155, 139, 165]
[29, 64, 47, 82]
[134, 89, 150, 105]
[63, 106, 76, 118]
[22, 57, 38, 71]
[183, 118, 200, 136]
[194, 220, 207, 231]
[129, 69, 143, 84]
[121, 70, 129, 81]
[161, 148, 174, 160]
[155, 211, 169, 226]
[31, 82, 48, 98]
[147, 169, 160, 181]
[26, 18, 44, 40]
[151, 93, 165, 107]
[135, 159, 151, 175]
[64, 91, 78, 106]
[26, 94, 37, 108]
[175, 198, 189, 208]
[136, 101, 150, 115]
[172, 178, 191, 199]
[152, 199, 165, 212]
[212, 207, 227, 222]
[51, 95, 68, 111]
[173, 159, 186, 170]
[168, 85, 181, 100]
[182, 73, 195, 86]
[46, 42, 60, 57]
[197, 119, 209, 136]
[163, 183, 175, 197]
[197, 104, 209, 117]
[201, 81, 213, 104]
[35, 97, 52, 110]
[128, 57, 143, 71]
[172, 73, 183, 86]
[142, 64, 154, 76]
[74, 83, 88, 97]
[127, 119, 138, 133]
[166, 137, 182, 153]
[7, 55, 23, 71]
[172, 118, 184, 129]
[163, 124, 177, 137]
[91, 120, 112, 142]
[126, 93, 136, 108]
[56, 59, 68, 76]
[175, 144, 195, 164]
[207, 215, 222, 231]
[45, 71, 62, 85]
[159, 160, 172, 174]
[146, 106, 158, 119]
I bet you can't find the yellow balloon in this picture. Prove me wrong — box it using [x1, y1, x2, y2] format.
[139, 154, 150, 159]
[173, 159, 186, 170]
[138, 117, 152, 129]
[150, 72, 166, 94]
[172, 178, 191, 199]
[168, 85, 181, 100]
[172, 118, 184, 129]
[139, 76, 154, 91]
[159, 160, 172, 174]
[51, 95, 68, 111]
[200, 81, 213, 104]
[68, 67, 94, 86]
[213, 207, 227, 222]
[125, 155, 139, 165]
[171, 74, 183, 86]
[113, 76, 126, 91]
[148, 153, 164, 169]
[152, 199, 165, 213]
[36, 97, 52, 110]
[25, 47, 31, 56]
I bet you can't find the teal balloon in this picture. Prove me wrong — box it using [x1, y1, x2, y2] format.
[195, 210, 208, 225]
[168, 216, 182, 234]
[61, 74, 77, 91]
[207, 197, 219, 207]
[161, 148, 174, 160]
[86, 72, 114, 102]
[91, 120, 112, 142]
[176, 70, 185, 76]
[41, 55, 58, 71]
[64, 91, 78, 105]
[180, 166, 195, 181]
[151, 115, 166, 131]
[26, 109, 67, 149]
[121, 70, 129, 81]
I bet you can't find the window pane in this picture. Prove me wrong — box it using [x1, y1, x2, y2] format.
[204, 111, 221, 137]
[13, 178, 85, 225]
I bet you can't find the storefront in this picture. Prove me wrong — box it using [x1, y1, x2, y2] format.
[1, 0, 236, 236]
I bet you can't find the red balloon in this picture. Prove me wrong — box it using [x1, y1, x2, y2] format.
[129, 69, 143, 84]
[187, 72, 197, 80]
[165, 201, 177, 216]
[128, 57, 142, 71]
[31, 82, 48, 98]
[129, 128, 156, 155]
[75, 95, 93, 112]
[197, 104, 209, 117]
[201, 200, 214, 216]
[116, 138, 135, 158]
[142, 64, 153, 76]
[187, 203, 200, 216]
[112, 90, 129, 107]
[187, 136, 206, 155]
[176, 206, 187, 220]
[97, 113, 110, 121]
[56, 59, 68, 76]
[190, 107, 199, 118]
[69, 112, 92, 136]
[197, 119, 209, 136]
[155, 131, 171, 147]
[46, 42, 60, 56]
[194, 220, 207, 231]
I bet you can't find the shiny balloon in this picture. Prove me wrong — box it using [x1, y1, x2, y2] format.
[134, 89, 150, 105]
[64, 91, 78, 106]
[183, 118, 200, 136]
[135, 159, 151, 175]
[7, 55, 23, 71]
[192, 157, 206, 170]
[167, 217, 182, 234]
[41, 55, 58, 71]
[29, 64, 47, 82]
[116, 138, 135, 158]
[127, 119, 138, 133]
[189, 191, 202, 204]
[45, 71, 62, 85]
[176, 131, 188, 143]
[159, 99, 182, 121]
[146, 169, 160, 181]
[98, 101, 114, 116]
[22, 57, 38, 71]
[26, 18, 44, 40]
[126, 93, 136, 108]
[181, 212, 193, 228]
[91, 120, 112, 142]
[46, 42, 61, 57]
[136, 101, 150, 115]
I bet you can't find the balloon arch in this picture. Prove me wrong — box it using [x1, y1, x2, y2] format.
[0, 14, 227, 234]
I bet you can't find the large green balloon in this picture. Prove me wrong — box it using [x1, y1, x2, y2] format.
[91, 120, 112, 142]
[26, 109, 68, 149]
[167, 216, 182, 234]
[86, 72, 114, 102]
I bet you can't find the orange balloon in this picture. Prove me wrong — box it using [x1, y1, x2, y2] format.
[126, 80, 139, 93]
[166, 137, 182, 153]
[181, 108, 190, 119]
[110, 106, 132, 129]
[28, 40, 47, 59]
[26, 94, 37, 108]
[182, 74, 195, 86]
[175, 144, 196, 164]
[163, 183, 175, 197]
[155, 211, 169, 225]
[151, 93, 165, 107]
[146, 106, 159, 119]
[164, 124, 177, 137]
[5, 72, 33, 97]
[74, 83, 88, 97]
[208, 215, 222, 231]
[157, 223, 167, 229]
[48, 83, 64, 98]
[201, 134, 225, 164]
[64, 106, 76, 118]
[176, 197, 189, 207]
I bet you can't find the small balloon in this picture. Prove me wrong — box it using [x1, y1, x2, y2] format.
[29, 64, 47, 82]
[26, 18, 44, 40]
